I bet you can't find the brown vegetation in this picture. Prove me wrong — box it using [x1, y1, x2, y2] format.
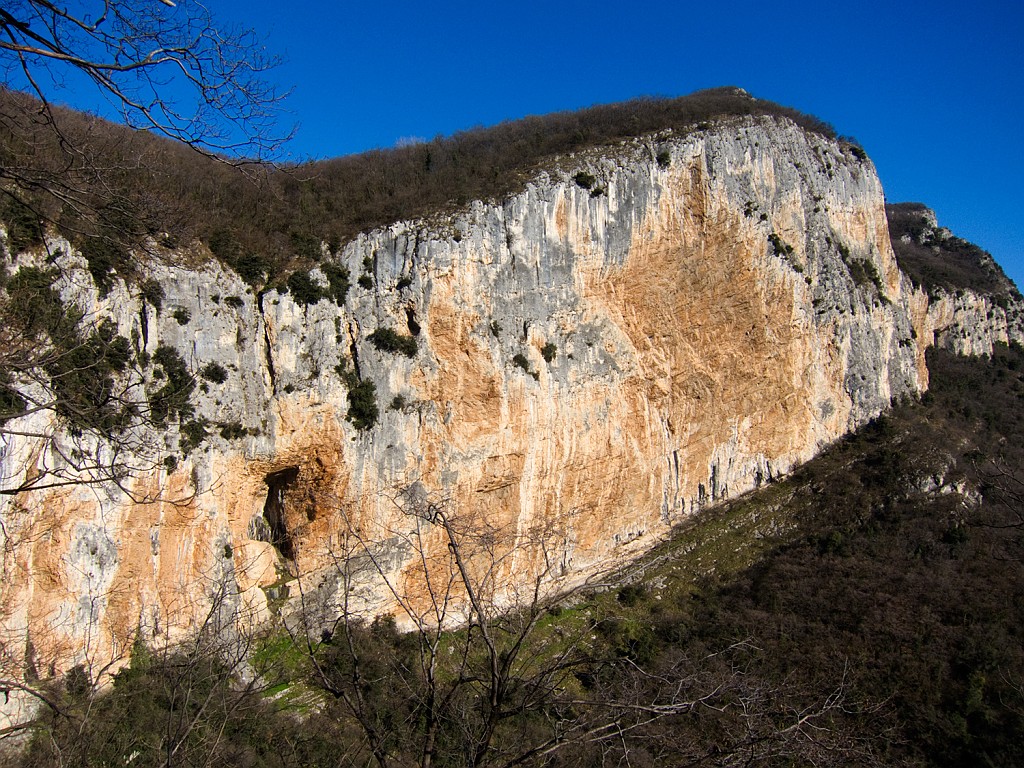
[2, 87, 835, 287]
[886, 203, 1020, 300]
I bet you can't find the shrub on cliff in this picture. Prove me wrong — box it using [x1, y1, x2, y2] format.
[148, 345, 194, 424]
[200, 362, 228, 384]
[573, 171, 596, 189]
[286, 269, 323, 306]
[368, 328, 417, 358]
[320, 262, 350, 303]
[346, 378, 378, 430]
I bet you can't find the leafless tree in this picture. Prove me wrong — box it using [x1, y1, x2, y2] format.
[276, 482, 894, 768]
[0, 0, 292, 274]
[973, 456, 1024, 530]
[1, 0, 290, 161]
[285, 487, 824, 768]
[282, 485, 592, 768]
[0, 1, 289, 500]
[0, 262, 195, 498]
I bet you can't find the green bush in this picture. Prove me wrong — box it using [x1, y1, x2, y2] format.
[286, 269, 324, 306]
[656, 149, 671, 168]
[46, 320, 133, 434]
[223, 295, 245, 309]
[513, 352, 539, 380]
[180, 419, 207, 453]
[840, 136, 868, 161]
[172, 308, 191, 325]
[848, 258, 885, 295]
[219, 421, 247, 440]
[573, 171, 596, 189]
[541, 342, 557, 363]
[617, 583, 648, 606]
[768, 232, 794, 257]
[368, 328, 417, 358]
[320, 262, 350, 304]
[79, 236, 130, 296]
[200, 362, 228, 384]
[149, 345, 194, 424]
[347, 378, 378, 430]
[232, 251, 271, 285]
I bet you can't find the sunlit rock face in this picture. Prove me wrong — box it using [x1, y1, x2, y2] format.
[1, 115, 1018, 722]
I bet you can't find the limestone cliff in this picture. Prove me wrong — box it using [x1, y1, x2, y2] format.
[1, 115, 1019, 723]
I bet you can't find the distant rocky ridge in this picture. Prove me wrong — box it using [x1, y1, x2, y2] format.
[886, 202, 1024, 356]
[1, 112, 1021, 727]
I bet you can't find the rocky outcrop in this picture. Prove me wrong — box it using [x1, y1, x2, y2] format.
[1, 116, 1019, 724]
[926, 289, 1024, 356]
[886, 202, 1024, 355]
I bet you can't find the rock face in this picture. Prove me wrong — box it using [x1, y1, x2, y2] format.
[0, 116, 1019, 722]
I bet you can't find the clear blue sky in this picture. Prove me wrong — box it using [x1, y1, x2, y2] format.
[36, 1, 1024, 289]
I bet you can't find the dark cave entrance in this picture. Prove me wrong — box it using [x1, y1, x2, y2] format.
[262, 466, 299, 561]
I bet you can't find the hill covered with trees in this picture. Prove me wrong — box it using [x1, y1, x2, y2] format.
[2, 86, 839, 288]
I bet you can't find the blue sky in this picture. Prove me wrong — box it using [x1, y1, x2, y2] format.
[28, 1, 1024, 288]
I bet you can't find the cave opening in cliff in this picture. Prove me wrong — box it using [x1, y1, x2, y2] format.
[262, 467, 299, 561]
[406, 306, 421, 336]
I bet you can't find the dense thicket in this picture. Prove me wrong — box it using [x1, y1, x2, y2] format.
[11, 346, 1023, 767]
[558, 345, 1024, 767]
[886, 203, 1020, 300]
[1, 87, 835, 286]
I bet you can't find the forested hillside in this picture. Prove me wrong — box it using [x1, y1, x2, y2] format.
[2, 86, 838, 288]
